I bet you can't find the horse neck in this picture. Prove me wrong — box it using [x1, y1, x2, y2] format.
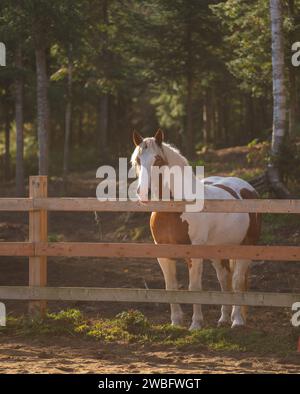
[161, 145, 215, 199]
[163, 160, 198, 200]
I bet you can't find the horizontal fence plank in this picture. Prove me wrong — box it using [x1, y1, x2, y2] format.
[1, 242, 299, 261]
[0, 197, 300, 213]
[36, 242, 300, 261]
[0, 286, 298, 307]
[34, 198, 300, 213]
[0, 198, 33, 211]
[0, 242, 34, 256]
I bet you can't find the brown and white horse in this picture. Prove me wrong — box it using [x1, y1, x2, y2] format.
[131, 129, 261, 329]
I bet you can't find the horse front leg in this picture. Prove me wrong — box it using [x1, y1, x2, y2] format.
[157, 257, 184, 326]
[231, 259, 250, 328]
[188, 258, 204, 330]
[211, 259, 232, 326]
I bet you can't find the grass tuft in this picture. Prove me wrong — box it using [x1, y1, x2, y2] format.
[1, 309, 299, 357]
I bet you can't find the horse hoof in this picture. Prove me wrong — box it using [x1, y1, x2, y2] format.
[231, 322, 246, 329]
[189, 322, 203, 331]
[171, 320, 184, 327]
[217, 320, 230, 327]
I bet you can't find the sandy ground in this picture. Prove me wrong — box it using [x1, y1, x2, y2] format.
[0, 336, 299, 374]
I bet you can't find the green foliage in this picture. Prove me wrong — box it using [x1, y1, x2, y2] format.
[1, 0, 300, 181]
[246, 139, 270, 167]
[261, 213, 300, 245]
[48, 233, 63, 242]
[212, 0, 272, 96]
[115, 310, 150, 335]
[150, 84, 185, 131]
[1, 309, 298, 357]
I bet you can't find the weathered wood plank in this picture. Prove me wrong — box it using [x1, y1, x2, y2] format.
[36, 242, 300, 261]
[0, 242, 34, 256]
[29, 176, 48, 315]
[1, 242, 299, 262]
[0, 197, 299, 213]
[34, 198, 300, 213]
[0, 198, 33, 211]
[0, 286, 298, 307]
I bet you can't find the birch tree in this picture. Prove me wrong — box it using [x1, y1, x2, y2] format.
[268, 0, 291, 197]
[15, 46, 25, 196]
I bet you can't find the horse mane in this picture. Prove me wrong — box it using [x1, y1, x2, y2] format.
[161, 142, 189, 168]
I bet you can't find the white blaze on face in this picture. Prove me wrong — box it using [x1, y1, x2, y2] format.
[138, 161, 150, 201]
[136, 139, 163, 202]
[137, 146, 153, 201]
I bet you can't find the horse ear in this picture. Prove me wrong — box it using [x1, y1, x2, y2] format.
[154, 129, 164, 146]
[133, 131, 143, 146]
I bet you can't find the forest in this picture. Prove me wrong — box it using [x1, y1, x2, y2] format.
[0, 0, 300, 196]
[1, 1, 300, 375]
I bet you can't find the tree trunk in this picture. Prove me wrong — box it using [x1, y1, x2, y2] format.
[98, 0, 109, 156]
[4, 112, 10, 180]
[185, 12, 194, 157]
[288, 66, 297, 136]
[186, 73, 194, 156]
[77, 100, 84, 146]
[63, 47, 73, 186]
[202, 92, 211, 145]
[245, 94, 254, 140]
[268, 0, 291, 197]
[35, 47, 49, 175]
[15, 46, 25, 196]
[222, 97, 229, 144]
[288, 0, 297, 136]
[99, 94, 108, 149]
[210, 88, 216, 144]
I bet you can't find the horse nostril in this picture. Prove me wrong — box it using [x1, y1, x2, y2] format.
[137, 186, 140, 195]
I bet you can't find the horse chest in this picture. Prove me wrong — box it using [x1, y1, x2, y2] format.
[150, 212, 191, 244]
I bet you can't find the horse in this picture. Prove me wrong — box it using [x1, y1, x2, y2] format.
[131, 129, 261, 329]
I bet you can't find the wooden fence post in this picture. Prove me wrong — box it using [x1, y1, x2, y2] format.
[29, 176, 48, 315]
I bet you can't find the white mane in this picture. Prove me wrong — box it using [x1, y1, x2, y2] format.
[161, 142, 189, 168]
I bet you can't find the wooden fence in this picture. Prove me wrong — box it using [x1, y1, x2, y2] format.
[0, 176, 300, 315]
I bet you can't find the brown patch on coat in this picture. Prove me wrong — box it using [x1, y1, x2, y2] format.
[239, 188, 261, 245]
[212, 184, 240, 199]
[150, 154, 192, 266]
[221, 259, 230, 272]
[153, 155, 170, 200]
[153, 155, 168, 167]
[186, 258, 193, 269]
[221, 259, 233, 291]
[150, 212, 191, 245]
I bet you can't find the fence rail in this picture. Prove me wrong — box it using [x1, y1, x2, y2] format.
[0, 286, 298, 307]
[0, 176, 299, 315]
[1, 241, 298, 261]
[1, 197, 300, 213]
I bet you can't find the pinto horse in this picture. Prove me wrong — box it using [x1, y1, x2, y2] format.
[131, 129, 261, 329]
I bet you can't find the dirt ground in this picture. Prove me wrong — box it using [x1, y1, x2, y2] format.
[0, 336, 299, 374]
[0, 145, 300, 374]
